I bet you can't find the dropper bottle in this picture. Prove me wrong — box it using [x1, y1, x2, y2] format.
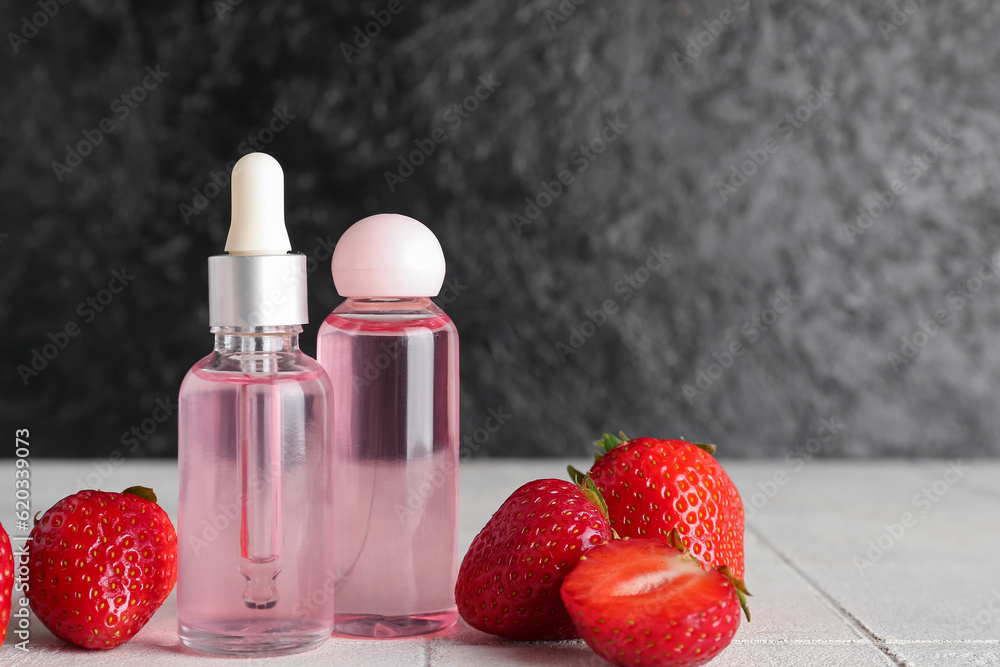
[177, 153, 335, 655]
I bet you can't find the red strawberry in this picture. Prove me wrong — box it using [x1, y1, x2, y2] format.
[561, 538, 747, 667]
[575, 434, 745, 579]
[456, 478, 613, 640]
[27, 486, 178, 649]
[0, 522, 12, 644]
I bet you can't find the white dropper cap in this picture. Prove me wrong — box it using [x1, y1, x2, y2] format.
[332, 214, 446, 297]
[225, 153, 292, 255]
[208, 153, 308, 328]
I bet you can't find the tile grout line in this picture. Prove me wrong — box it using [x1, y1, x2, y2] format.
[746, 523, 911, 667]
[423, 637, 433, 667]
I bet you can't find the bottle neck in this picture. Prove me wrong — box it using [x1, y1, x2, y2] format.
[340, 297, 436, 312]
[211, 325, 302, 354]
[329, 297, 450, 332]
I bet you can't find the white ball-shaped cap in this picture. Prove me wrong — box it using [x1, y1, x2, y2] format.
[332, 214, 446, 297]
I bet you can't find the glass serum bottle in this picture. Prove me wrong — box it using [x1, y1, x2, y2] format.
[177, 153, 335, 655]
[317, 214, 459, 637]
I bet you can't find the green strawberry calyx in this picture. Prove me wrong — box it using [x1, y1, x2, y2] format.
[719, 564, 752, 623]
[591, 432, 718, 461]
[566, 466, 621, 540]
[692, 441, 718, 455]
[594, 431, 629, 459]
[122, 486, 158, 503]
[664, 527, 751, 622]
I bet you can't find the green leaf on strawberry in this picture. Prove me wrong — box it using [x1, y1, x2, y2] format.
[121, 485, 158, 503]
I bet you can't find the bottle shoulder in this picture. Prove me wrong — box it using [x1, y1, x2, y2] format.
[182, 350, 329, 387]
[320, 299, 457, 335]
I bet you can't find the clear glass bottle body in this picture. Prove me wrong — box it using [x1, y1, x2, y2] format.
[178, 326, 335, 655]
[317, 297, 459, 637]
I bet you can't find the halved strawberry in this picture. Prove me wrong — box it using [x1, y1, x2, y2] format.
[455, 478, 613, 640]
[561, 537, 747, 667]
[573, 433, 745, 579]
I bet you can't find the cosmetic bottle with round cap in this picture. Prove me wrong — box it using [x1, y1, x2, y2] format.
[317, 213, 459, 638]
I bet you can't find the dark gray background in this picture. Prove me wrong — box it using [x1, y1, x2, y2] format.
[3, 0, 996, 459]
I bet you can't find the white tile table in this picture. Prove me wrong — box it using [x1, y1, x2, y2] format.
[0, 459, 997, 666]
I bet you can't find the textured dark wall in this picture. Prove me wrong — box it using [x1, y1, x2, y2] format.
[2, 0, 998, 459]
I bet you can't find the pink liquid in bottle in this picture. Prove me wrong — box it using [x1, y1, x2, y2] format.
[318, 298, 459, 637]
[178, 329, 335, 654]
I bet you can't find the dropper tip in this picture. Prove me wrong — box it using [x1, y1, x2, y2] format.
[225, 152, 291, 256]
